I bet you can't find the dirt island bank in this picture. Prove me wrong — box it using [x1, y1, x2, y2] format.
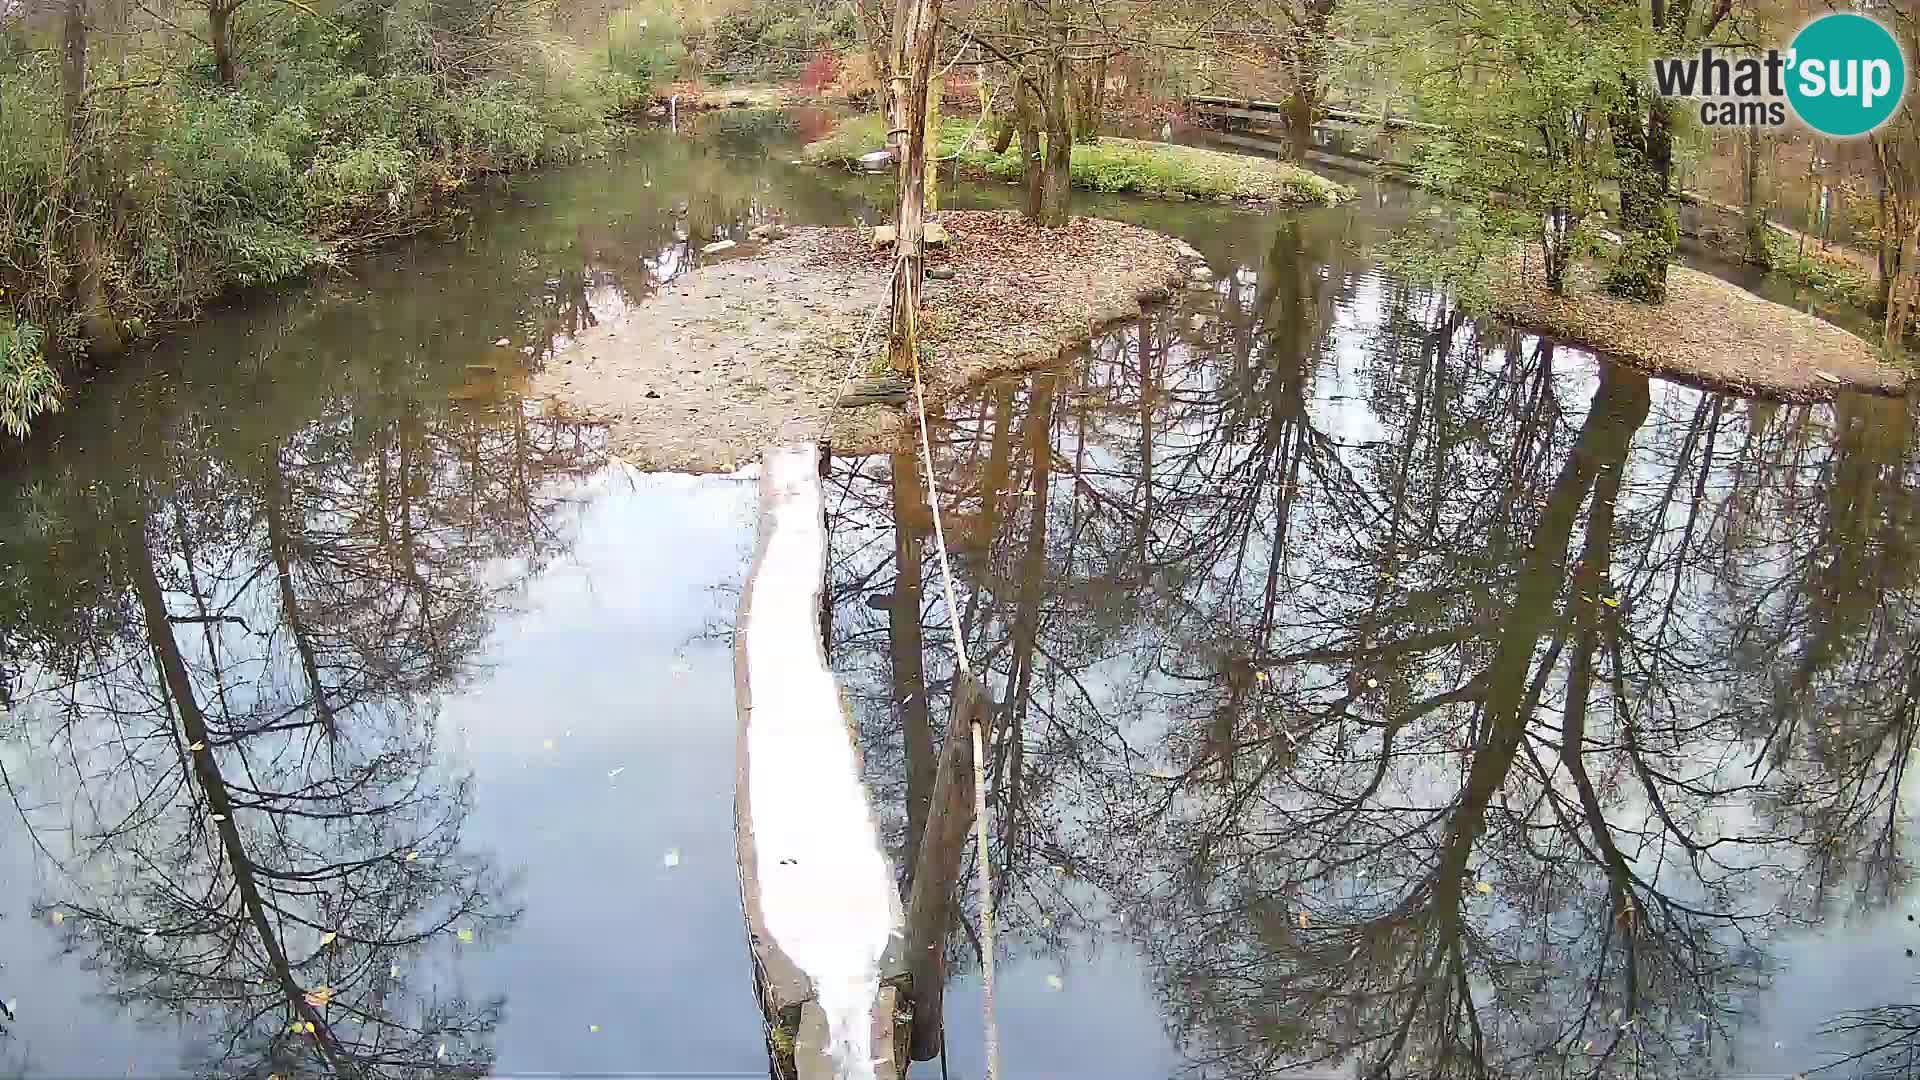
[1491, 249, 1911, 403]
[530, 209, 1201, 471]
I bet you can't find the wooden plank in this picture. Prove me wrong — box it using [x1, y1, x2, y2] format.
[735, 439, 907, 1080]
[902, 673, 989, 1061]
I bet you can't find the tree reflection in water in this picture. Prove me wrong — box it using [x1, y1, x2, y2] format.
[825, 210, 1920, 1078]
[0, 343, 606, 1078]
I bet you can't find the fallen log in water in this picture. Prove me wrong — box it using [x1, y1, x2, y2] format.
[735, 429, 911, 1080]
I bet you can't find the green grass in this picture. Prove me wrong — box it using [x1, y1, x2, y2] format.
[1768, 233, 1880, 309]
[803, 114, 1353, 207]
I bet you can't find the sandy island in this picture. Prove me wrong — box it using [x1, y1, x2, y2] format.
[532, 209, 1198, 471]
[1492, 248, 1910, 403]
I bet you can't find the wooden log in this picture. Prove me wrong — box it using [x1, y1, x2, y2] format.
[903, 671, 990, 1061]
[735, 434, 909, 1080]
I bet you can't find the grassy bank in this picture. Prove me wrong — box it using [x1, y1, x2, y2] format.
[1766, 233, 1882, 310]
[802, 114, 1352, 206]
[0, 5, 659, 440]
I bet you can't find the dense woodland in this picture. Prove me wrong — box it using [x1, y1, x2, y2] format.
[2, 0, 1918, 438]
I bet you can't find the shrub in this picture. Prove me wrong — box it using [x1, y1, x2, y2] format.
[0, 318, 58, 440]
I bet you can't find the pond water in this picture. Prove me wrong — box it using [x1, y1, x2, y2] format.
[2, 111, 1918, 1080]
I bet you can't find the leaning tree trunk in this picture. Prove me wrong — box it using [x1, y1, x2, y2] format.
[1606, 85, 1675, 302]
[61, 0, 123, 357]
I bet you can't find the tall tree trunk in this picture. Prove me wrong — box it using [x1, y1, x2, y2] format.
[1606, 85, 1674, 302]
[1035, 0, 1072, 227]
[208, 1, 237, 86]
[884, 0, 944, 368]
[61, 0, 123, 357]
[1742, 123, 1771, 267]
[1284, 0, 1333, 161]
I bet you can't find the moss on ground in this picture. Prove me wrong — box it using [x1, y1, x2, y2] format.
[803, 114, 1352, 207]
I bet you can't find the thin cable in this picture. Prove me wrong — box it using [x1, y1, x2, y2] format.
[907, 348, 998, 1080]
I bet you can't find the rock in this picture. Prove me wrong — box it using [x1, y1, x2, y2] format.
[926, 221, 951, 247]
[494, 337, 511, 347]
[645, 390, 661, 399]
[871, 225, 895, 247]
[839, 377, 912, 407]
[857, 149, 895, 172]
[465, 363, 497, 375]
[749, 223, 790, 242]
[1187, 279, 1213, 291]
[927, 265, 956, 281]
[1188, 265, 1214, 283]
[701, 239, 738, 255]
[647, 105, 666, 118]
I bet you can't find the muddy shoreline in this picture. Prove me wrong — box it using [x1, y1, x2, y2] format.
[531, 210, 1200, 471]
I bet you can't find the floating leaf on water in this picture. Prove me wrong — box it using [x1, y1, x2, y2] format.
[390, 965, 400, 978]
[1582, 1041, 1594, 1053]
[303, 986, 334, 1008]
[1602, 596, 1620, 608]
[1425, 671, 1441, 684]
[542, 738, 556, 751]
[438, 1044, 448, 1060]
[1609, 1008, 1622, 1023]
[319, 931, 338, 946]
[1296, 912, 1309, 929]
[3, 998, 17, 1017]
[406, 850, 420, 862]
[303, 1022, 317, 1034]
[1475, 881, 1493, 895]
[211, 814, 227, 822]
[1365, 678, 1378, 689]
[608, 767, 626, 779]
[589, 1024, 601, 1033]
[664, 848, 682, 868]
[1255, 671, 1268, 682]
[456, 928, 475, 943]
[189, 742, 206, 752]
[1044, 974, 1064, 991]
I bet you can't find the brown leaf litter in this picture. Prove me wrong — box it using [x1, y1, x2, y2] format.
[1490, 248, 1909, 403]
[531, 210, 1195, 472]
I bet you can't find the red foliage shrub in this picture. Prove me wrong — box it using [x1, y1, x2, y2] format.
[795, 48, 842, 97]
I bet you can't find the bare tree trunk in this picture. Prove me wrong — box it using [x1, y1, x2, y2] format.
[208, 0, 237, 86]
[61, 0, 122, 358]
[884, 0, 944, 368]
[1035, 0, 1072, 227]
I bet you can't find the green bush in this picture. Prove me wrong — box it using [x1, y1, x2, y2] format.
[0, 318, 58, 440]
[0, 2, 656, 441]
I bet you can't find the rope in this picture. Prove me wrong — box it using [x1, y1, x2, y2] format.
[817, 240, 998, 1080]
[907, 350, 999, 1080]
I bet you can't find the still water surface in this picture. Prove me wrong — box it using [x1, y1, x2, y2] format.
[2, 112, 1917, 1079]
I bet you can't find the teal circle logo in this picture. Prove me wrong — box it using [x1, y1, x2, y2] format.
[1787, 13, 1906, 136]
